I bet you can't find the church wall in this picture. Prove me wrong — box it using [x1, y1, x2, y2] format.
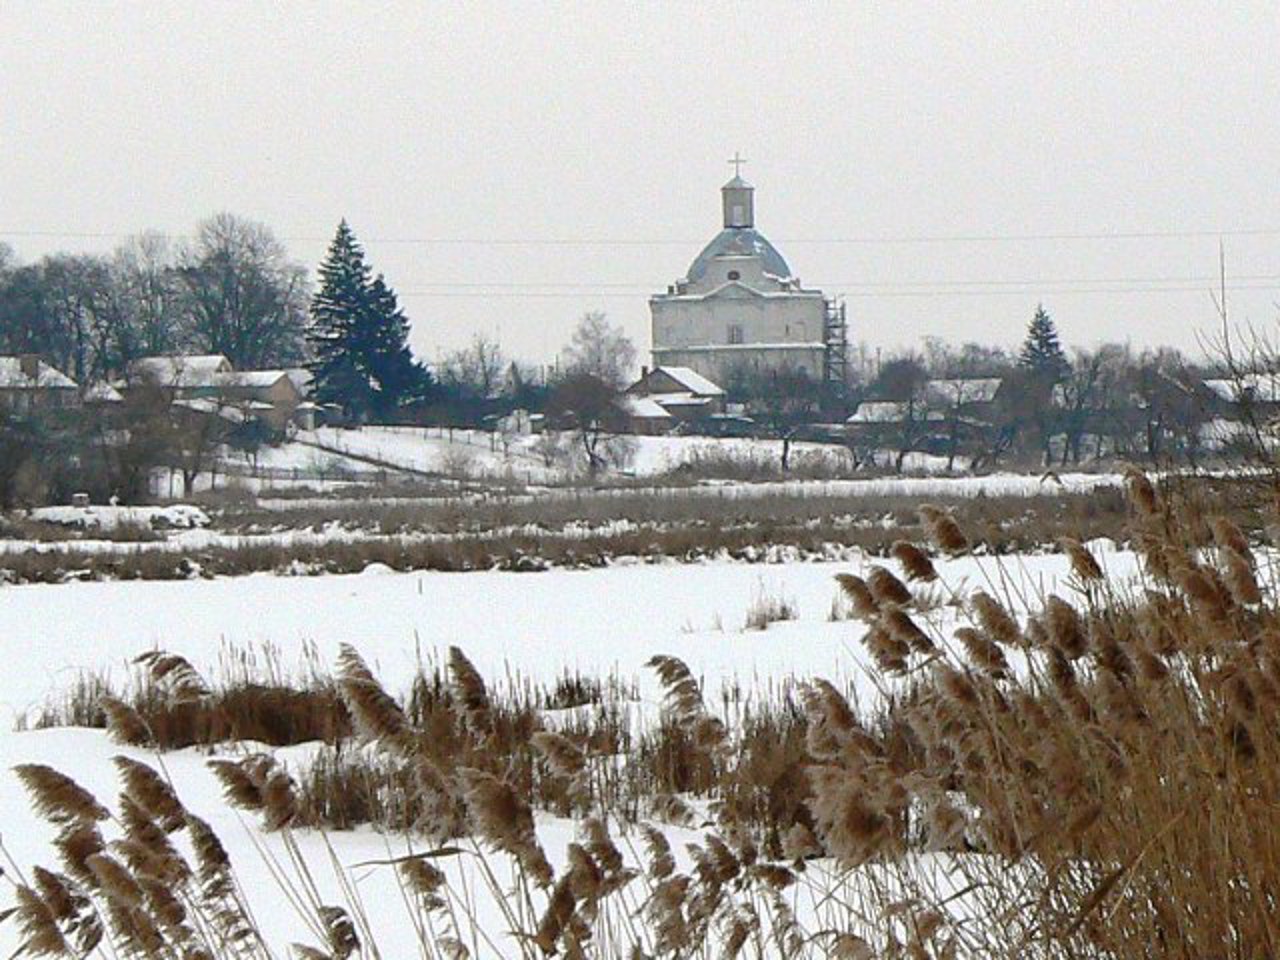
[651, 344, 826, 386]
[651, 293, 825, 353]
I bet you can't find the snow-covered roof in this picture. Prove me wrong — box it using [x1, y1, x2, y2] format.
[215, 370, 293, 390]
[925, 377, 1002, 405]
[847, 401, 945, 424]
[132, 355, 231, 387]
[654, 393, 713, 408]
[83, 381, 123, 403]
[284, 368, 314, 392]
[654, 366, 726, 396]
[1204, 375, 1280, 404]
[621, 396, 674, 419]
[0, 356, 78, 390]
[685, 227, 792, 284]
[173, 398, 247, 423]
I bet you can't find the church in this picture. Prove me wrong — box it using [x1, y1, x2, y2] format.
[649, 158, 846, 388]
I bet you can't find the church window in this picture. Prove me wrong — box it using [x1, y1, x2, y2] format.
[728, 324, 744, 345]
[727, 270, 740, 281]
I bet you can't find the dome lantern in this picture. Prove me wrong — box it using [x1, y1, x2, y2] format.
[722, 151, 754, 228]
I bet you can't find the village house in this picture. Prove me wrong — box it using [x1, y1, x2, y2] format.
[0, 355, 79, 412]
[626, 365, 727, 429]
[125, 354, 306, 432]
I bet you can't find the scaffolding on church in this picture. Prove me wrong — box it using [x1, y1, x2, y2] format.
[822, 297, 848, 392]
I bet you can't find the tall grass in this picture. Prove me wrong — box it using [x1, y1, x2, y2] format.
[9, 470, 1280, 955]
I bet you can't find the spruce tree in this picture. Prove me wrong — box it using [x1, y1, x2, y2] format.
[1018, 304, 1068, 380]
[306, 221, 431, 422]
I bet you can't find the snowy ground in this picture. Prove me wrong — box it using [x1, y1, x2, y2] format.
[0, 545, 1140, 955]
[215, 426, 1109, 489]
[0, 546, 1136, 726]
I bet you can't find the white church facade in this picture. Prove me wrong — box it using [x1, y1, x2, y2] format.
[649, 162, 846, 388]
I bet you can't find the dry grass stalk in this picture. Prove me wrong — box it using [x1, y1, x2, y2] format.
[866, 565, 912, 607]
[113, 756, 186, 831]
[1210, 515, 1251, 558]
[11, 883, 71, 956]
[448, 645, 493, 736]
[14, 763, 110, 825]
[835, 573, 879, 619]
[918, 504, 969, 554]
[1044, 595, 1088, 659]
[457, 767, 553, 887]
[971, 590, 1023, 647]
[955, 626, 1010, 678]
[100, 695, 151, 745]
[1125, 467, 1159, 516]
[882, 607, 937, 656]
[134, 650, 209, 703]
[890, 540, 937, 582]
[1060, 537, 1104, 581]
[336, 643, 412, 753]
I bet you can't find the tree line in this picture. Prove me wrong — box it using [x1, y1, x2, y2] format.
[0, 214, 308, 384]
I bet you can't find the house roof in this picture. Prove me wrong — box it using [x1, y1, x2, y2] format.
[83, 381, 124, 403]
[1204, 375, 1280, 404]
[925, 377, 1002, 405]
[846, 401, 945, 424]
[653, 366, 725, 396]
[131, 354, 231, 387]
[173, 397, 246, 423]
[621, 396, 674, 419]
[215, 370, 293, 390]
[0, 357, 78, 389]
[654, 393, 713, 408]
[284, 368, 314, 392]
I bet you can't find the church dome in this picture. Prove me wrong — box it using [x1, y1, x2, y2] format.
[685, 227, 793, 284]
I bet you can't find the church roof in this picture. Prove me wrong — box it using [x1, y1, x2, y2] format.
[686, 227, 792, 284]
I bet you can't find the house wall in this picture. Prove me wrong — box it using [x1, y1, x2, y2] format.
[0, 388, 78, 413]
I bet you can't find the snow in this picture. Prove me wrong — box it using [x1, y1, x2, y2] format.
[0, 543, 1140, 955]
[28, 503, 210, 530]
[648, 365, 726, 396]
[0, 547, 1138, 726]
[0, 356, 77, 389]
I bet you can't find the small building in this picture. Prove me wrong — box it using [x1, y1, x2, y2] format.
[211, 371, 304, 431]
[627, 365, 727, 426]
[125, 355, 301, 432]
[129, 354, 233, 389]
[620, 395, 675, 436]
[0, 355, 79, 412]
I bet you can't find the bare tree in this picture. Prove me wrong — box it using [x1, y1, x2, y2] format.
[546, 372, 633, 475]
[177, 213, 309, 368]
[441, 333, 506, 400]
[111, 232, 183, 359]
[741, 367, 824, 472]
[562, 311, 636, 389]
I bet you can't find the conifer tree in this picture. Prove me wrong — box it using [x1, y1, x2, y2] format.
[306, 221, 431, 422]
[1018, 304, 1069, 380]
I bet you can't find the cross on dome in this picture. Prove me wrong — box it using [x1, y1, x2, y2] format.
[727, 151, 747, 177]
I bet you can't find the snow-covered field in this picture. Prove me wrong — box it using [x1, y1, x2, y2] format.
[223, 427, 1111, 487]
[0, 544, 1138, 955]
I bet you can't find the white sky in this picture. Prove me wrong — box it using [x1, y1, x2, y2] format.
[2, 1, 1279, 367]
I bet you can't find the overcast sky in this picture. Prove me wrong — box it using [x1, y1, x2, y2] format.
[3, 1, 1279, 367]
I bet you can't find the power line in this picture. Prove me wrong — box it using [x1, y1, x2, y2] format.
[398, 273, 1280, 291]
[397, 283, 1280, 300]
[4, 226, 1280, 247]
